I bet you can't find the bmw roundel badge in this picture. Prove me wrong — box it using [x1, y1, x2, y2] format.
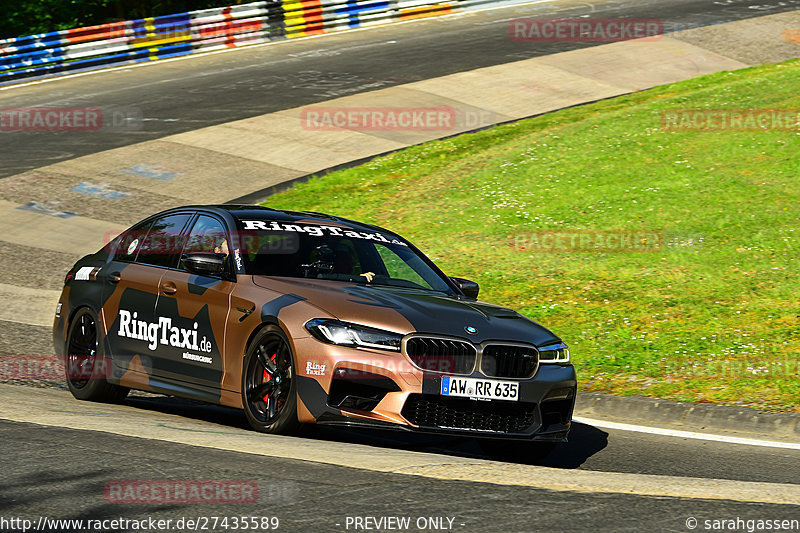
[465, 326, 478, 335]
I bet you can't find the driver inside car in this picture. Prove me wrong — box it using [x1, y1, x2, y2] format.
[333, 243, 375, 282]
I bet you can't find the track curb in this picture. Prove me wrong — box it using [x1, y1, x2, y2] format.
[574, 392, 800, 442]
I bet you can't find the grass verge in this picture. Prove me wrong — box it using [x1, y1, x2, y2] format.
[264, 59, 800, 412]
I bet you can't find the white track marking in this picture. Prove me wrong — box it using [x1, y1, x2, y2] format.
[0, 0, 555, 92]
[573, 416, 800, 450]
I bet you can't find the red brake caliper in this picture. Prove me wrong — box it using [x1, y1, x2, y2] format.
[262, 353, 278, 402]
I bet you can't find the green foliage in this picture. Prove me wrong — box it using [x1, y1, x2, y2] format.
[0, 0, 245, 39]
[264, 59, 800, 412]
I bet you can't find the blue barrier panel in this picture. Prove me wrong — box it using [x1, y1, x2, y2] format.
[0, 0, 504, 85]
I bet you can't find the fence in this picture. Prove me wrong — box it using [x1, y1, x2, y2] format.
[0, 0, 501, 85]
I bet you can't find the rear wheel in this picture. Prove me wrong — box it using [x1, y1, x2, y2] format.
[241, 326, 299, 434]
[65, 308, 128, 403]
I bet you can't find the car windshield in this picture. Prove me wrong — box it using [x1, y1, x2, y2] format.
[236, 220, 455, 294]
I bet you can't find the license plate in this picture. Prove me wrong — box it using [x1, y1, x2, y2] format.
[440, 376, 519, 401]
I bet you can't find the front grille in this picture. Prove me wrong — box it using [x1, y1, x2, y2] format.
[481, 344, 539, 378]
[401, 394, 537, 433]
[404, 337, 476, 375]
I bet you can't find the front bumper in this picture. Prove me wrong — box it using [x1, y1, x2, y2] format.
[291, 336, 577, 441]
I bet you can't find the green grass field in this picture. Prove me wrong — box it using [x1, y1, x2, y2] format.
[264, 59, 800, 412]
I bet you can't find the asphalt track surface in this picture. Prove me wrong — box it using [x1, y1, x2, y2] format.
[0, 418, 797, 533]
[37, 393, 800, 485]
[0, 386, 798, 532]
[3, 0, 800, 178]
[2, 1, 800, 530]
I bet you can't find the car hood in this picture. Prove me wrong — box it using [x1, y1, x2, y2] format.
[253, 276, 560, 346]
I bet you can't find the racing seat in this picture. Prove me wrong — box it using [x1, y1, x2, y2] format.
[253, 245, 300, 277]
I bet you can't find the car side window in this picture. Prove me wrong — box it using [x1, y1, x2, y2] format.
[113, 219, 153, 263]
[135, 213, 193, 269]
[180, 215, 231, 275]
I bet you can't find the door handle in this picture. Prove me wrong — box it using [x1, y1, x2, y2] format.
[109, 272, 121, 284]
[160, 282, 178, 295]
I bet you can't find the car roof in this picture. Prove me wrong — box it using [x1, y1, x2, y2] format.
[172, 205, 403, 239]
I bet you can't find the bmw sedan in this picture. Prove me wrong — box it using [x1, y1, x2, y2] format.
[53, 205, 576, 441]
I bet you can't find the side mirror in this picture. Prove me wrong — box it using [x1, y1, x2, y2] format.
[182, 253, 225, 276]
[450, 277, 479, 299]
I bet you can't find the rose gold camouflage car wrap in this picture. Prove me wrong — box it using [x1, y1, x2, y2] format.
[54, 206, 576, 440]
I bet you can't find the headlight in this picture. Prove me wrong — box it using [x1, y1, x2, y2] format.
[539, 342, 570, 363]
[305, 319, 402, 352]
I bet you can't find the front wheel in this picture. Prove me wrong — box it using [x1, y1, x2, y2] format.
[241, 325, 299, 434]
[65, 308, 128, 403]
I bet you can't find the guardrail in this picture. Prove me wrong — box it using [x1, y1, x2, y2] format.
[0, 0, 500, 85]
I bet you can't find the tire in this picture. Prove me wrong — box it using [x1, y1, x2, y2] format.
[241, 325, 300, 434]
[65, 308, 129, 403]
